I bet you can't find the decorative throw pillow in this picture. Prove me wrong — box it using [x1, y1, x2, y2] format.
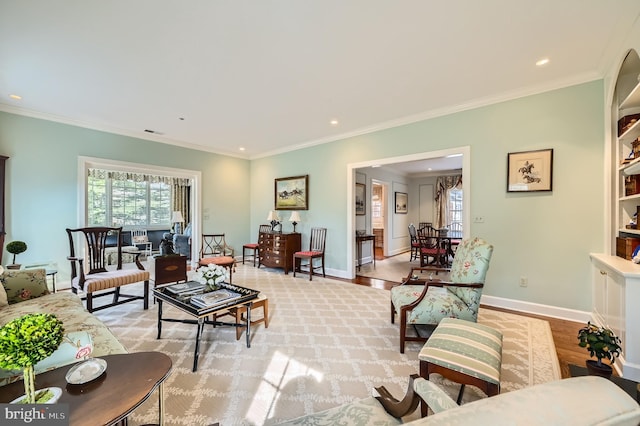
[0, 331, 93, 385]
[1, 268, 49, 304]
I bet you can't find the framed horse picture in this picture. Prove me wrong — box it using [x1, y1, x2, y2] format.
[507, 149, 553, 192]
[275, 175, 309, 210]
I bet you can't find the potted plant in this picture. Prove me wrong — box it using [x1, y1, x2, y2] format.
[5, 240, 27, 270]
[0, 313, 65, 403]
[577, 321, 622, 378]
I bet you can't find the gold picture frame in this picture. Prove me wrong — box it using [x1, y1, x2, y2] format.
[275, 175, 309, 210]
[507, 149, 553, 192]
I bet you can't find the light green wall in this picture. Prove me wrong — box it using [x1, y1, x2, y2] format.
[0, 80, 604, 312]
[0, 112, 250, 280]
[251, 81, 604, 311]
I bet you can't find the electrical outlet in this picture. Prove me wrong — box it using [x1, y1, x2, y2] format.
[519, 276, 528, 287]
[473, 216, 484, 223]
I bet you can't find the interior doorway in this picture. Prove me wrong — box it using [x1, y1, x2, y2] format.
[371, 181, 385, 258]
[347, 146, 470, 279]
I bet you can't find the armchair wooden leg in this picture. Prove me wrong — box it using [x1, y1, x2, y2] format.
[375, 374, 421, 418]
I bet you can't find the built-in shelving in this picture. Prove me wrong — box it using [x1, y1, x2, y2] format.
[620, 80, 640, 110]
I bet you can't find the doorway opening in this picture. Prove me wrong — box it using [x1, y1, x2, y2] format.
[371, 181, 385, 258]
[346, 146, 470, 279]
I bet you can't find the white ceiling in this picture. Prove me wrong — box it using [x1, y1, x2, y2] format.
[1, 1, 639, 160]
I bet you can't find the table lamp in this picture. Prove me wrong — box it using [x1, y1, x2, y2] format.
[171, 211, 184, 234]
[267, 210, 281, 231]
[289, 211, 301, 232]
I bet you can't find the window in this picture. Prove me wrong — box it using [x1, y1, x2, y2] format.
[447, 188, 463, 232]
[87, 169, 173, 228]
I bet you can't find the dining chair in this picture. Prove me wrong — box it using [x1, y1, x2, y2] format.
[408, 224, 420, 261]
[242, 224, 271, 266]
[66, 226, 150, 313]
[293, 227, 327, 281]
[390, 237, 493, 353]
[417, 227, 448, 267]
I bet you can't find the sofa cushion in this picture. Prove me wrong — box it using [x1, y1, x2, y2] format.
[0, 268, 49, 304]
[276, 396, 402, 426]
[0, 292, 127, 386]
[0, 331, 93, 383]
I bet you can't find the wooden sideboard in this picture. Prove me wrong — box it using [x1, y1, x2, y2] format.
[258, 231, 301, 274]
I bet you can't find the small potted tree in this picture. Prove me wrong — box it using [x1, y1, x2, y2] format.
[5, 240, 27, 270]
[577, 321, 622, 378]
[0, 313, 65, 403]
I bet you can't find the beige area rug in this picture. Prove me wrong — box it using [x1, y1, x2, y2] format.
[93, 264, 561, 425]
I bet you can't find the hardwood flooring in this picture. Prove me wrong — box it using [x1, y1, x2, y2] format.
[348, 273, 591, 380]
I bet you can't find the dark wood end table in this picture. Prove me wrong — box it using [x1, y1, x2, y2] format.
[0, 352, 172, 426]
[569, 363, 640, 402]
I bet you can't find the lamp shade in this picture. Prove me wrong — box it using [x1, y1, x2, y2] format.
[171, 211, 184, 223]
[267, 210, 279, 221]
[289, 211, 301, 222]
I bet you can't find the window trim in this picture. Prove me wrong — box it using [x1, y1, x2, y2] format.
[78, 156, 202, 258]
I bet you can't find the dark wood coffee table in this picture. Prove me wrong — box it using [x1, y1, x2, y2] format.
[569, 363, 640, 402]
[0, 352, 172, 426]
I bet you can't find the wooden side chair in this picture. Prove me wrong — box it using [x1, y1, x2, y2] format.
[293, 227, 327, 281]
[242, 224, 271, 266]
[199, 233, 236, 282]
[408, 223, 420, 261]
[66, 226, 150, 313]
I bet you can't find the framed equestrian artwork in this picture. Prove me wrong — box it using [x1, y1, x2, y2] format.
[507, 149, 553, 192]
[275, 175, 309, 210]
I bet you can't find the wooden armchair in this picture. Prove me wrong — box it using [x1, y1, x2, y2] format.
[390, 237, 493, 353]
[66, 227, 150, 313]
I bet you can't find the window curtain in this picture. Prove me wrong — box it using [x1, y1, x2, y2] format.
[435, 174, 462, 229]
[88, 168, 192, 226]
[172, 179, 191, 229]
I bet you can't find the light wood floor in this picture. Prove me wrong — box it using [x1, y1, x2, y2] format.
[348, 266, 591, 380]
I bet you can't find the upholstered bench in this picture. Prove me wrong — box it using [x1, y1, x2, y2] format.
[418, 317, 502, 412]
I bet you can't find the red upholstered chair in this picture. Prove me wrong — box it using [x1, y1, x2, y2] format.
[66, 226, 150, 313]
[199, 233, 236, 282]
[293, 227, 327, 281]
[242, 224, 271, 266]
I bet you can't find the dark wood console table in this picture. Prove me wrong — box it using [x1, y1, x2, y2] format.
[356, 234, 376, 271]
[258, 231, 301, 274]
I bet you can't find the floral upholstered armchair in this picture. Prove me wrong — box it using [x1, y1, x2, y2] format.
[390, 237, 493, 353]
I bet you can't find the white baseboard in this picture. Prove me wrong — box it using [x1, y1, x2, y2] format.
[481, 295, 591, 323]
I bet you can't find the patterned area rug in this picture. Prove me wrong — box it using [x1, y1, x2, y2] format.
[94, 263, 560, 425]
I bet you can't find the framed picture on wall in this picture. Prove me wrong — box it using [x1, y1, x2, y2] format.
[395, 192, 408, 214]
[275, 175, 309, 210]
[507, 149, 553, 192]
[355, 183, 366, 215]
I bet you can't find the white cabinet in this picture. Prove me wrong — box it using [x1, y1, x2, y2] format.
[590, 254, 640, 381]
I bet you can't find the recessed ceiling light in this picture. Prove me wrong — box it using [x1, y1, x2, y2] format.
[371, 165, 381, 168]
[178, 117, 185, 121]
[428, 168, 433, 171]
[239, 147, 245, 151]
[330, 119, 339, 126]
[9, 94, 22, 100]
[536, 58, 550, 67]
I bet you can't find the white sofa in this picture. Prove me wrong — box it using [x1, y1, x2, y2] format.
[278, 375, 640, 425]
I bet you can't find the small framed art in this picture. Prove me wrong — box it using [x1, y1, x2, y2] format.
[355, 183, 365, 215]
[507, 149, 553, 192]
[275, 175, 309, 210]
[395, 192, 408, 214]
